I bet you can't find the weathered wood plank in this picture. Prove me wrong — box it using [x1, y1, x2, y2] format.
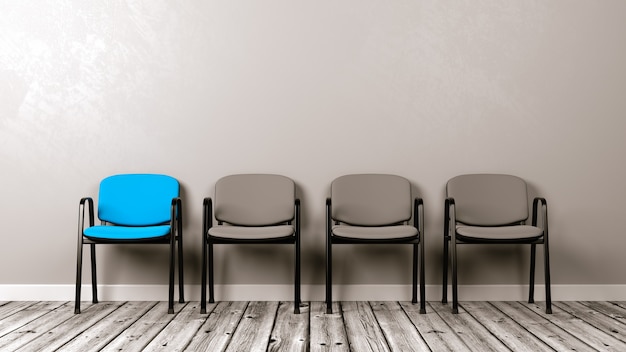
[341, 301, 390, 352]
[60, 301, 157, 351]
[0, 301, 65, 338]
[0, 302, 75, 351]
[580, 301, 626, 325]
[224, 301, 279, 352]
[100, 302, 185, 351]
[432, 302, 510, 352]
[0, 302, 37, 321]
[555, 301, 626, 344]
[310, 301, 349, 352]
[371, 301, 429, 352]
[268, 301, 310, 352]
[402, 301, 471, 352]
[143, 302, 209, 351]
[184, 301, 246, 352]
[2, 300, 625, 351]
[14, 301, 123, 352]
[461, 301, 552, 352]
[491, 301, 593, 351]
[526, 302, 625, 352]
[610, 302, 626, 310]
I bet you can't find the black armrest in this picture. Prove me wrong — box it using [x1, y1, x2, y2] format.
[203, 198, 213, 236]
[78, 197, 95, 230]
[444, 197, 456, 240]
[414, 198, 424, 234]
[532, 197, 548, 229]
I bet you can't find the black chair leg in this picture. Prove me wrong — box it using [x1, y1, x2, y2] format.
[442, 236, 448, 304]
[451, 238, 459, 314]
[178, 232, 184, 304]
[294, 236, 301, 314]
[326, 240, 332, 314]
[90, 244, 98, 303]
[208, 243, 215, 304]
[75, 241, 83, 314]
[201, 238, 207, 314]
[544, 241, 552, 314]
[168, 238, 175, 314]
[419, 241, 426, 314]
[412, 243, 418, 304]
[529, 244, 536, 303]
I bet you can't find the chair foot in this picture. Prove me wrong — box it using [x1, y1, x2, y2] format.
[326, 306, 332, 314]
[294, 306, 300, 314]
[452, 307, 459, 314]
[74, 308, 80, 314]
[168, 308, 174, 314]
[546, 306, 552, 314]
[412, 299, 417, 304]
[209, 298, 215, 304]
[442, 299, 447, 304]
[201, 308, 207, 314]
[420, 308, 426, 314]
[179, 298, 185, 303]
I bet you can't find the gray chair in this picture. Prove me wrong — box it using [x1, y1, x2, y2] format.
[200, 174, 301, 314]
[442, 174, 552, 314]
[326, 174, 426, 314]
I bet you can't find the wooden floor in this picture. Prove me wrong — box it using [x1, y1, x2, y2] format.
[0, 301, 625, 351]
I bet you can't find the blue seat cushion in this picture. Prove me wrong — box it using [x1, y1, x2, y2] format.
[84, 225, 171, 241]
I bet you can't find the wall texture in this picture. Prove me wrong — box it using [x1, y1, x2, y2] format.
[1, 0, 625, 299]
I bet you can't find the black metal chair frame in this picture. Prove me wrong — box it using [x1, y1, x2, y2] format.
[325, 198, 426, 314]
[442, 197, 552, 314]
[201, 198, 301, 314]
[75, 197, 184, 314]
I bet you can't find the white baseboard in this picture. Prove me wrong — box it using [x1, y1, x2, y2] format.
[1, 284, 625, 301]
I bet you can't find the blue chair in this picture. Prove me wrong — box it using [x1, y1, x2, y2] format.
[75, 174, 184, 314]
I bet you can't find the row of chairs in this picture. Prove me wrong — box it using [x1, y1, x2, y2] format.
[74, 173, 552, 315]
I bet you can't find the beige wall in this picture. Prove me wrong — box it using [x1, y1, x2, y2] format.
[1, 1, 625, 294]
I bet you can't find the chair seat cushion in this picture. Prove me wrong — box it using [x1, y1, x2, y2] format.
[208, 225, 294, 240]
[332, 225, 418, 240]
[456, 225, 543, 241]
[84, 225, 171, 241]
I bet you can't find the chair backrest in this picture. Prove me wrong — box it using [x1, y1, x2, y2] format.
[98, 174, 179, 226]
[214, 174, 295, 226]
[447, 174, 529, 226]
[331, 174, 412, 226]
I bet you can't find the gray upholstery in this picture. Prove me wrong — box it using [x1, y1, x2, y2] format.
[447, 174, 529, 226]
[209, 225, 294, 240]
[331, 174, 412, 226]
[332, 225, 418, 240]
[214, 174, 295, 226]
[456, 225, 543, 240]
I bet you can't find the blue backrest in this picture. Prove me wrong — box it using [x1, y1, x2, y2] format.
[98, 174, 179, 226]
